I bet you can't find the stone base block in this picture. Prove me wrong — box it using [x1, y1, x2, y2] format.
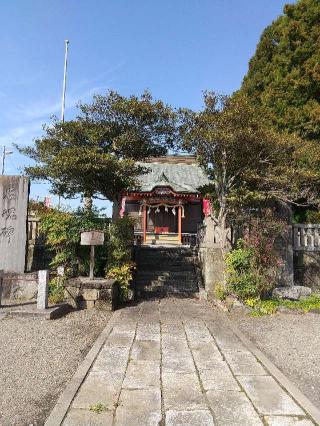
[2, 272, 38, 300]
[272, 285, 312, 301]
[0, 302, 71, 320]
[65, 277, 119, 311]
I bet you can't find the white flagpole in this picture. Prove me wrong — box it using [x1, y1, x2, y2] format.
[1, 146, 5, 175]
[1, 146, 13, 175]
[58, 40, 69, 208]
[61, 39, 69, 123]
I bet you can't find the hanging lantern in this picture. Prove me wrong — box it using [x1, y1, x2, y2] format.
[165, 206, 168, 212]
[147, 207, 151, 214]
[155, 207, 160, 213]
[172, 207, 176, 216]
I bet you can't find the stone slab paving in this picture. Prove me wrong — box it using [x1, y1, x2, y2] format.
[61, 299, 316, 426]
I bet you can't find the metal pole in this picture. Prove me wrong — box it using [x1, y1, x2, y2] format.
[61, 39, 69, 123]
[58, 39, 69, 206]
[1, 146, 5, 175]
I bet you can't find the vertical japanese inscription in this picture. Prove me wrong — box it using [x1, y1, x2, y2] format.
[0, 176, 29, 273]
[1, 186, 16, 243]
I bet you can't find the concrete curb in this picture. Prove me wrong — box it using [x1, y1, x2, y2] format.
[44, 310, 122, 426]
[226, 316, 320, 425]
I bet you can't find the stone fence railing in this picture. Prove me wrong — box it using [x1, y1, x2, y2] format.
[196, 219, 235, 249]
[27, 216, 41, 243]
[293, 224, 320, 252]
[197, 221, 320, 253]
[26, 216, 48, 272]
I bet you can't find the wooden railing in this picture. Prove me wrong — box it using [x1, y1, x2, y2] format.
[134, 233, 143, 246]
[293, 224, 320, 252]
[181, 233, 197, 246]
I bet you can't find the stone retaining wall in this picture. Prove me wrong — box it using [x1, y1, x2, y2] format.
[198, 245, 224, 300]
[2, 272, 38, 300]
[294, 251, 320, 292]
[64, 277, 119, 310]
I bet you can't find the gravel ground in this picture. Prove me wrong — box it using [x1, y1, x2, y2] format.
[229, 310, 320, 409]
[0, 309, 112, 426]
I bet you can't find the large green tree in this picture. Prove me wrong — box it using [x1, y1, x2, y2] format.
[179, 92, 320, 250]
[241, 0, 320, 141]
[19, 91, 177, 210]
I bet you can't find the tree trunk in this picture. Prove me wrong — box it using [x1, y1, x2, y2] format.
[112, 196, 121, 221]
[83, 192, 93, 211]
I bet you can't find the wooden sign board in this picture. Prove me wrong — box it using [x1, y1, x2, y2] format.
[81, 230, 104, 246]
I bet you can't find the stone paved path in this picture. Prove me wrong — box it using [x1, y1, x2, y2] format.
[62, 299, 314, 425]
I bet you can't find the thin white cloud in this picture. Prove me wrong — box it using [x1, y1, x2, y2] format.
[13, 64, 123, 121]
[0, 81, 117, 149]
[0, 120, 44, 146]
[0, 63, 124, 170]
[15, 83, 111, 121]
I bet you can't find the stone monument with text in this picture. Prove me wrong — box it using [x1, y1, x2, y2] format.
[0, 176, 29, 273]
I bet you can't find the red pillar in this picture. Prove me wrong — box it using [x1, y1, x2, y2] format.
[178, 205, 182, 244]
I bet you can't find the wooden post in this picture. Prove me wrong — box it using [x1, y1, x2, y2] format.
[89, 245, 95, 279]
[178, 205, 182, 244]
[143, 204, 147, 243]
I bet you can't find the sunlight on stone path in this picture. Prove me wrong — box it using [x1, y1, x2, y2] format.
[62, 299, 313, 426]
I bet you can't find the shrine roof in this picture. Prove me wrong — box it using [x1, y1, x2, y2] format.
[132, 155, 210, 194]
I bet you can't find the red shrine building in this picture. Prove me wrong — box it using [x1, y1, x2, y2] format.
[119, 155, 210, 245]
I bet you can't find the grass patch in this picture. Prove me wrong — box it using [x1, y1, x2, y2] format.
[245, 294, 320, 316]
[282, 294, 320, 312]
[89, 402, 107, 414]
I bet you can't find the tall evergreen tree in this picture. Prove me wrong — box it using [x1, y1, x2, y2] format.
[241, 0, 320, 141]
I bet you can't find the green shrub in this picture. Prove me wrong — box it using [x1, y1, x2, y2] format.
[105, 217, 135, 302]
[305, 210, 320, 224]
[48, 276, 65, 304]
[225, 241, 270, 300]
[214, 283, 227, 300]
[107, 261, 135, 301]
[106, 216, 135, 269]
[39, 207, 109, 276]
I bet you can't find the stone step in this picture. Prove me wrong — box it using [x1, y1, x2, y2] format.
[135, 285, 199, 298]
[135, 264, 195, 272]
[133, 285, 199, 299]
[145, 235, 180, 240]
[138, 247, 192, 254]
[137, 257, 193, 264]
[135, 279, 196, 287]
[137, 263, 194, 270]
[134, 245, 198, 300]
[139, 253, 191, 258]
[136, 271, 196, 280]
[137, 261, 195, 268]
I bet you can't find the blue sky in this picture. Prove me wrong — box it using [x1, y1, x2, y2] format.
[0, 0, 291, 215]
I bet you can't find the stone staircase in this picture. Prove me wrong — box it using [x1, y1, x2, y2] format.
[134, 246, 199, 299]
[144, 233, 180, 245]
